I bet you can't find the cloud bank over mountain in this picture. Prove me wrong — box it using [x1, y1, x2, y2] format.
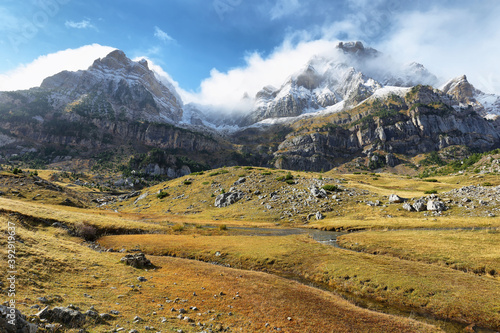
[0, 0, 499, 110]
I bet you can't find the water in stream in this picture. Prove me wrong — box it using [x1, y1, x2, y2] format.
[220, 226, 497, 333]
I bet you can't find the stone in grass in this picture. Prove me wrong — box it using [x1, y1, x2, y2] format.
[37, 306, 86, 327]
[402, 203, 414, 212]
[215, 191, 244, 208]
[121, 253, 152, 268]
[0, 305, 38, 333]
[413, 200, 427, 212]
[315, 211, 324, 220]
[427, 200, 446, 212]
[389, 194, 405, 203]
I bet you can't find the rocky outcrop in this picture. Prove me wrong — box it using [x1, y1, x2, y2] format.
[389, 194, 405, 203]
[273, 86, 500, 171]
[37, 306, 85, 327]
[41, 50, 183, 123]
[0, 305, 38, 333]
[120, 253, 152, 268]
[215, 191, 244, 208]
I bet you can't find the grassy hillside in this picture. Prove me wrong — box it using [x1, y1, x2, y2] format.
[0, 165, 499, 332]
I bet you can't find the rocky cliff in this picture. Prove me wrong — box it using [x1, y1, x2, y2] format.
[40, 50, 183, 123]
[273, 85, 500, 171]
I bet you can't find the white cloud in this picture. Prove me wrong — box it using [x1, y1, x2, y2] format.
[183, 39, 340, 113]
[154, 26, 175, 42]
[65, 19, 96, 30]
[376, 4, 500, 94]
[0, 44, 116, 91]
[270, 0, 302, 20]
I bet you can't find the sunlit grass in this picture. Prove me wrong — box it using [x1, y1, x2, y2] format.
[99, 233, 500, 329]
[338, 228, 500, 276]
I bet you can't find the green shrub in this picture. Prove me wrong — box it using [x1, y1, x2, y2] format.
[424, 189, 438, 194]
[209, 169, 229, 176]
[483, 182, 493, 187]
[423, 179, 438, 182]
[157, 191, 169, 199]
[421, 151, 446, 166]
[191, 171, 204, 176]
[219, 224, 227, 231]
[322, 184, 340, 192]
[262, 172, 272, 176]
[183, 180, 192, 185]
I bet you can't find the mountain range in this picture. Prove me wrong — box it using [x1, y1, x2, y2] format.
[0, 41, 499, 176]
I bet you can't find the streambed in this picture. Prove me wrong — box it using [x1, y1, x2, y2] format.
[217, 225, 497, 333]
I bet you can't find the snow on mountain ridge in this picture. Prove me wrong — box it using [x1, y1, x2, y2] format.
[441, 75, 500, 120]
[40, 50, 183, 123]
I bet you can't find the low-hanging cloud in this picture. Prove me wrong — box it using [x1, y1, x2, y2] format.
[182, 39, 340, 113]
[184, 0, 500, 115]
[375, 4, 500, 94]
[0, 44, 115, 91]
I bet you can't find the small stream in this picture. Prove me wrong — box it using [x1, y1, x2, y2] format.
[218, 226, 497, 333]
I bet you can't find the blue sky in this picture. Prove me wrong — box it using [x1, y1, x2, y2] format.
[1, 0, 500, 102]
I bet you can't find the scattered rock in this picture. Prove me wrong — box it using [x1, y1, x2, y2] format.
[99, 313, 114, 320]
[389, 194, 405, 203]
[427, 200, 447, 212]
[0, 304, 38, 333]
[215, 191, 244, 208]
[310, 186, 327, 198]
[84, 310, 98, 318]
[121, 253, 152, 268]
[402, 203, 414, 211]
[412, 200, 427, 212]
[39, 306, 86, 327]
[233, 177, 246, 186]
[37, 297, 49, 304]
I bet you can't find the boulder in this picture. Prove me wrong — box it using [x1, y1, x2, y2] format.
[402, 203, 414, 211]
[412, 200, 427, 212]
[389, 194, 404, 203]
[215, 191, 244, 208]
[233, 177, 246, 186]
[315, 212, 324, 220]
[0, 305, 38, 333]
[427, 200, 447, 212]
[120, 253, 152, 268]
[38, 306, 85, 327]
[310, 187, 327, 198]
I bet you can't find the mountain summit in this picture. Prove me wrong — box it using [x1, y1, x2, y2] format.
[212, 41, 438, 127]
[40, 50, 183, 123]
[0, 44, 499, 174]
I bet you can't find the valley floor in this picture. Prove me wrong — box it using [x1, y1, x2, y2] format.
[0, 168, 499, 332]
